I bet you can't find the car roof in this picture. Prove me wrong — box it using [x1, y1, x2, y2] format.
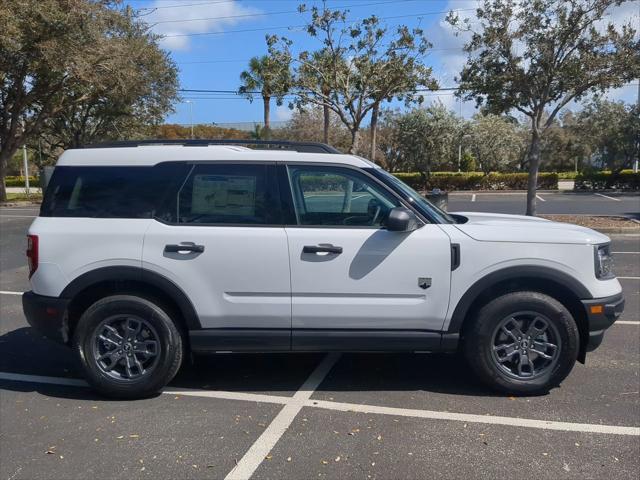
[56, 145, 376, 168]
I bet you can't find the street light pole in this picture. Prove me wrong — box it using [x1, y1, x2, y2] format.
[186, 100, 195, 139]
[22, 144, 30, 196]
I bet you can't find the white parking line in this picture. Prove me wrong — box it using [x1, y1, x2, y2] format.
[471, 194, 476, 202]
[536, 194, 546, 202]
[0, 291, 22, 295]
[595, 193, 621, 202]
[1, 368, 639, 438]
[612, 252, 640, 254]
[618, 277, 640, 280]
[307, 399, 640, 436]
[0, 215, 37, 218]
[617, 321, 640, 325]
[224, 353, 341, 480]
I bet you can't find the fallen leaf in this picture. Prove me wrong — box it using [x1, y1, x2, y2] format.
[117, 435, 124, 439]
[376, 435, 382, 441]
[321, 460, 328, 465]
[265, 455, 272, 460]
[287, 457, 292, 462]
[129, 434, 139, 439]
[335, 456, 341, 462]
[45, 447, 56, 455]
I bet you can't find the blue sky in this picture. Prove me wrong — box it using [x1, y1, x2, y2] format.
[124, 0, 640, 126]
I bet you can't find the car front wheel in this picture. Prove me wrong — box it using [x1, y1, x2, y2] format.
[463, 291, 580, 395]
[73, 295, 184, 399]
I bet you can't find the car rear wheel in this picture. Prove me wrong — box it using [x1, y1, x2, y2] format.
[74, 295, 183, 399]
[463, 291, 580, 395]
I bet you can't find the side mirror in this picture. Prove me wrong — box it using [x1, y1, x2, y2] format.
[386, 207, 419, 232]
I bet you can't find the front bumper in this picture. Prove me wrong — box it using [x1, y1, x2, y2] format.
[22, 291, 70, 344]
[581, 292, 625, 352]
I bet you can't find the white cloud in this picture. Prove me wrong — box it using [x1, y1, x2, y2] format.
[274, 104, 293, 122]
[140, 0, 261, 51]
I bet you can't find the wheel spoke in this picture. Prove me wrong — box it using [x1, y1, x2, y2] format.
[125, 318, 143, 339]
[133, 340, 159, 357]
[526, 317, 549, 339]
[97, 351, 122, 371]
[530, 348, 553, 360]
[98, 335, 120, 348]
[103, 325, 123, 342]
[533, 340, 557, 350]
[496, 349, 518, 363]
[517, 352, 534, 377]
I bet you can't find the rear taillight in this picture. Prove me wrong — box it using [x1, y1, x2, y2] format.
[27, 234, 38, 278]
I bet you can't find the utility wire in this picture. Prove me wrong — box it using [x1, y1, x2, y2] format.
[163, 8, 476, 38]
[151, 0, 418, 24]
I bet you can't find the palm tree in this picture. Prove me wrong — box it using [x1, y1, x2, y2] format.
[239, 55, 291, 139]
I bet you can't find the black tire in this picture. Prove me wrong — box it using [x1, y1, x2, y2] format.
[73, 295, 184, 399]
[463, 291, 579, 395]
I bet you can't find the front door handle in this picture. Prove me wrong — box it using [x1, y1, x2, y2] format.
[164, 243, 205, 253]
[303, 245, 343, 254]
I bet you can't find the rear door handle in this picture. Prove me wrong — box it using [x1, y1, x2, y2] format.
[303, 245, 343, 254]
[164, 243, 205, 253]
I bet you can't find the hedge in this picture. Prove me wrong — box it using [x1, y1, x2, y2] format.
[392, 172, 558, 191]
[574, 172, 640, 190]
[4, 176, 38, 187]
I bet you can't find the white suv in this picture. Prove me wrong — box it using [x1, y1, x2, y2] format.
[23, 140, 624, 399]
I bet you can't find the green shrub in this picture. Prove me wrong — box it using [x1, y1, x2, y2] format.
[4, 176, 38, 187]
[390, 172, 558, 191]
[557, 171, 579, 180]
[574, 172, 640, 190]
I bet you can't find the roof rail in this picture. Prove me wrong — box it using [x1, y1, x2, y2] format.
[82, 139, 341, 154]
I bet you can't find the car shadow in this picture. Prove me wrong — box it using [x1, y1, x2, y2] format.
[0, 327, 504, 401]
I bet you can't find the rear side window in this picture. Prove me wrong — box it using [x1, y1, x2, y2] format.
[168, 163, 280, 225]
[41, 164, 189, 218]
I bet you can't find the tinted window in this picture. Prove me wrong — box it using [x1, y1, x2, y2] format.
[287, 165, 400, 227]
[173, 164, 279, 225]
[40, 164, 189, 218]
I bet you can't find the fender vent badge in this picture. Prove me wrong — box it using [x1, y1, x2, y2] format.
[418, 277, 432, 290]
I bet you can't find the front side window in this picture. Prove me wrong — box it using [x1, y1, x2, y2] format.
[286, 165, 400, 227]
[174, 163, 278, 225]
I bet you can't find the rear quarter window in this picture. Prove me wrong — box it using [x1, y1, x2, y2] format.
[40, 163, 189, 218]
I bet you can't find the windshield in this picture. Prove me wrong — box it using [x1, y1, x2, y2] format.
[368, 168, 455, 224]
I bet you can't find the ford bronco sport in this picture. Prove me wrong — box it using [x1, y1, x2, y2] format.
[23, 140, 624, 398]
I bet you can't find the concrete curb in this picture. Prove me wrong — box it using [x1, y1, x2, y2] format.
[0, 201, 41, 207]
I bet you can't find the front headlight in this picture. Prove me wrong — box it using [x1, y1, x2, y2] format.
[594, 243, 615, 279]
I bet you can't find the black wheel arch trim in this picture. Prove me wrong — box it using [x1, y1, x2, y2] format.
[447, 265, 593, 333]
[60, 266, 201, 330]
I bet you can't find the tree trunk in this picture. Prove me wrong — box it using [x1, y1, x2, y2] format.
[262, 96, 271, 140]
[525, 128, 542, 216]
[0, 147, 17, 202]
[348, 128, 359, 154]
[323, 103, 330, 144]
[369, 103, 379, 162]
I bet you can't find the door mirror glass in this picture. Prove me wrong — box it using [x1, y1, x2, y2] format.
[386, 207, 419, 232]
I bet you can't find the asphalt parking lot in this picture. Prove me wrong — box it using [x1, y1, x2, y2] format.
[0, 202, 639, 480]
[448, 191, 640, 218]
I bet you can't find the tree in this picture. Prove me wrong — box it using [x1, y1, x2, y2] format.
[239, 51, 292, 140]
[468, 114, 523, 173]
[280, 4, 436, 154]
[574, 99, 639, 171]
[448, 0, 639, 215]
[272, 106, 352, 152]
[0, 0, 178, 201]
[379, 103, 462, 175]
